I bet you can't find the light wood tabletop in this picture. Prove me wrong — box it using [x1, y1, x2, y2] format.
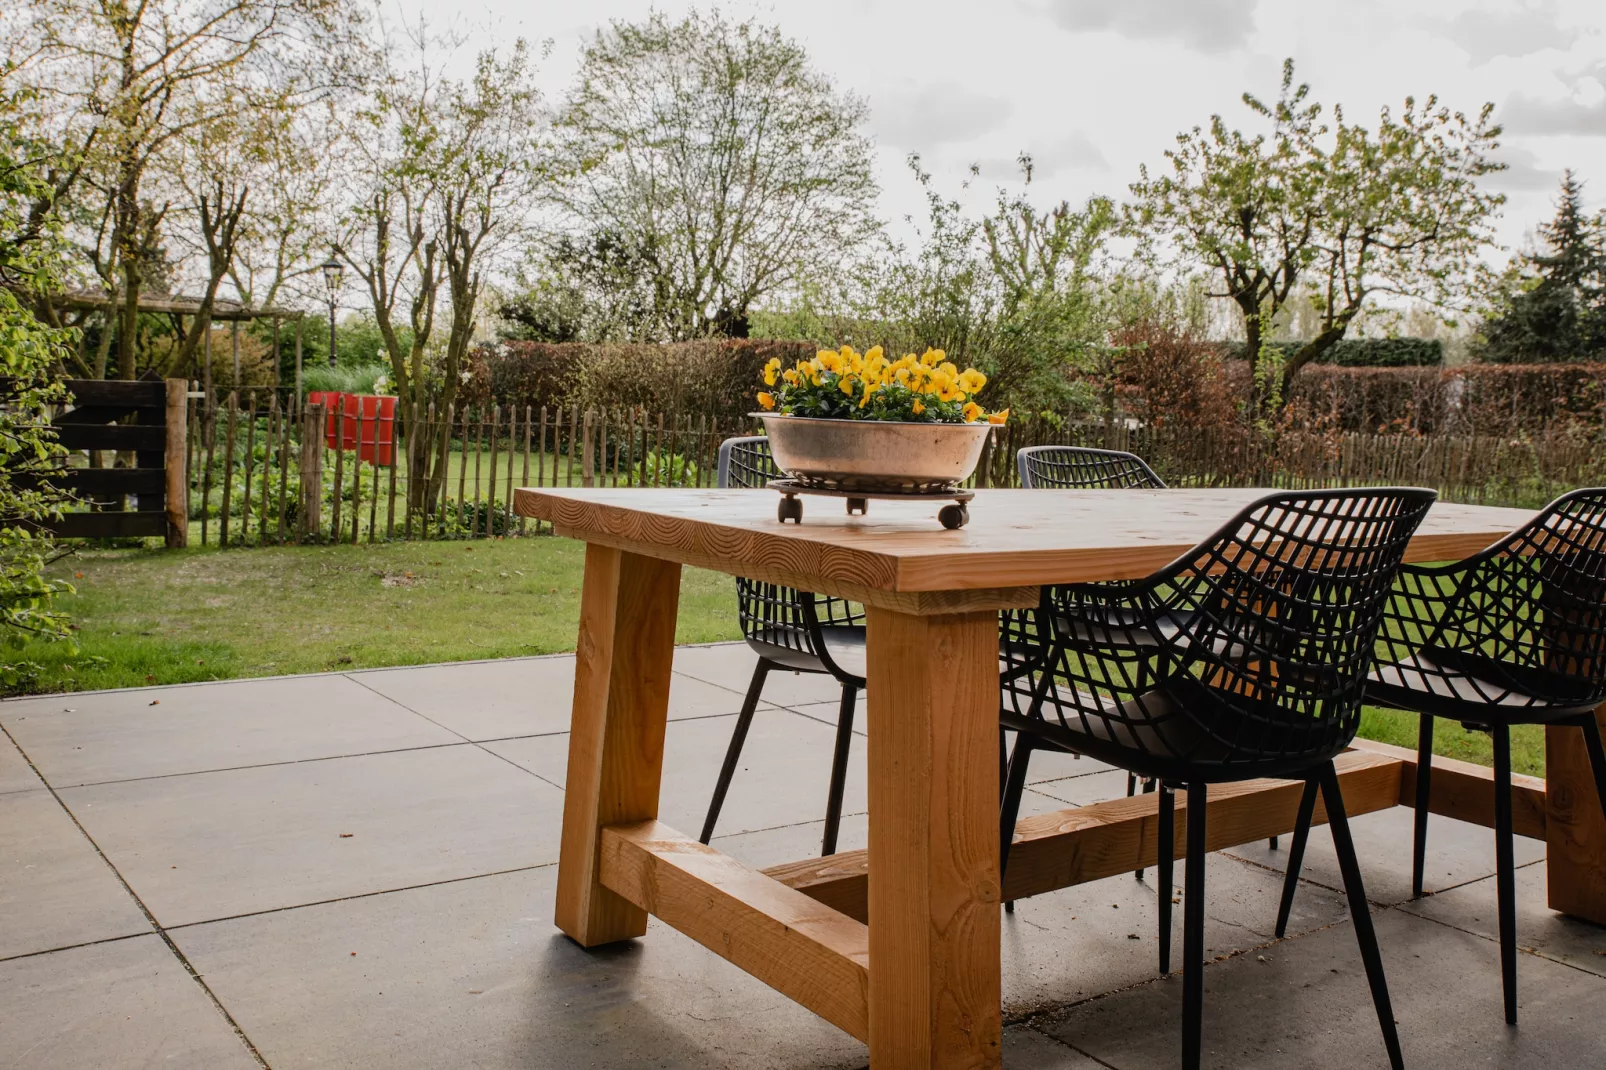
[522, 484, 1606, 1070]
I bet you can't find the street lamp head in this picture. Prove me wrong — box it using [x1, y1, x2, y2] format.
[321, 255, 343, 296]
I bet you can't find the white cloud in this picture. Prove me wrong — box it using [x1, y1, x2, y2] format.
[1438, 1, 1573, 64]
[1485, 144, 1562, 191]
[1041, 0, 1258, 55]
[1500, 87, 1606, 137]
[869, 84, 1014, 150]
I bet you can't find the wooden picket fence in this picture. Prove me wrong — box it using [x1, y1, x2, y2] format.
[161, 395, 1606, 548]
[186, 391, 753, 547]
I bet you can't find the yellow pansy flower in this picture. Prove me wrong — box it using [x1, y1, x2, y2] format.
[987, 408, 1010, 425]
[958, 369, 987, 394]
[859, 383, 880, 408]
[911, 398, 925, 415]
[763, 357, 781, 386]
[839, 375, 855, 396]
[962, 401, 984, 423]
[817, 351, 842, 373]
[757, 391, 776, 410]
[920, 348, 945, 368]
[782, 368, 801, 385]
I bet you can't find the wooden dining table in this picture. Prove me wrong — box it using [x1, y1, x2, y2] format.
[511, 485, 1606, 1070]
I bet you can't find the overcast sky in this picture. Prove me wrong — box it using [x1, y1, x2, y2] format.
[425, 0, 1606, 257]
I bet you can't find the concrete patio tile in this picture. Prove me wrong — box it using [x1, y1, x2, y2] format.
[1035, 906, 1606, 1069]
[0, 673, 458, 787]
[1224, 805, 1546, 908]
[485, 707, 872, 839]
[0, 733, 42, 794]
[60, 744, 565, 927]
[0, 791, 150, 960]
[1001, 1027, 1107, 1069]
[1000, 852, 1349, 1017]
[1028, 768, 1138, 808]
[354, 653, 778, 742]
[0, 934, 257, 1070]
[1400, 860, 1606, 979]
[174, 866, 869, 1070]
[673, 642, 847, 708]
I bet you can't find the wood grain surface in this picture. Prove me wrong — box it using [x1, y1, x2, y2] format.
[514, 487, 1537, 599]
[598, 820, 870, 1040]
[553, 545, 682, 946]
[865, 607, 1002, 1069]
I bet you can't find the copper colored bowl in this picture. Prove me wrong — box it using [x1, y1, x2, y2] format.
[755, 413, 991, 492]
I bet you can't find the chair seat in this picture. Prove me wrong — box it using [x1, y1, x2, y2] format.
[1003, 682, 1340, 784]
[746, 625, 866, 683]
[1055, 606, 1194, 647]
[1366, 647, 1603, 725]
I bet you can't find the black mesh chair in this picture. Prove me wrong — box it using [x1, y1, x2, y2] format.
[1017, 444, 1166, 491]
[1276, 488, 1606, 1027]
[701, 437, 866, 856]
[1001, 488, 1435, 1070]
[1014, 447, 1170, 804]
[1010, 446, 1267, 884]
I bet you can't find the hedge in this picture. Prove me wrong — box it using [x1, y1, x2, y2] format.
[459, 339, 814, 422]
[1215, 338, 1444, 368]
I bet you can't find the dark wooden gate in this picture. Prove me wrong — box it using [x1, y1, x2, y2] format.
[45, 378, 187, 545]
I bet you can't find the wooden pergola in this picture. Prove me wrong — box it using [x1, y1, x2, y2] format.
[30, 287, 311, 395]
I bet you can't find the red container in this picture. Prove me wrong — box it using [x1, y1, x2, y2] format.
[306, 392, 397, 465]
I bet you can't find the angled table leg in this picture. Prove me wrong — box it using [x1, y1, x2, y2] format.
[555, 544, 683, 946]
[1546, 704, 1606, 924]
[866, 606, 1002, 1069]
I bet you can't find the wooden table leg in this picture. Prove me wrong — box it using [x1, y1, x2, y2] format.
[555, 544, 682, 946]
[866, 607, 1002, 1069]
[1546, 704, 1606, 924]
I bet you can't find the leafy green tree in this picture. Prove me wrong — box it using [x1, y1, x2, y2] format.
[0, 84, 76, 689]
[552, 10, 878, 340]
[1479, 171, 1606, 362]
[338, 33, 549, 513]
[1129, 59, 1503, 415]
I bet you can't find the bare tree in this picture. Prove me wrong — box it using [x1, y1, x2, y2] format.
[552, 10, 878, 340]
[338, 31, 548, 511]
[17, 0, 359, 377]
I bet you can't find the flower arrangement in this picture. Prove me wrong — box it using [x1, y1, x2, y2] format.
[757, 345, 1008, 425]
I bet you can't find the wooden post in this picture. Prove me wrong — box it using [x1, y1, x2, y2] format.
[219, 393, 237, 548]
[276, 400, 290, 544]
[272, 316, 281, 389]
[582, 410, 596, 488]
[554, 545, 683, 945]
[202, 324, 213, 400]
[487, 405, 501, 537]
[294, 315, 304, 398]
[241, 392, 256, 540]
[350, 405, 363, 544]
[1547, 706, 1606, 924]
[865, 606, 1003, 1068]
[261, 395, 276, 542]
[300, 402, 324, 539]
[164, 379, 188, 548]
[231, 320, 240, 387]
[520, 405, 531, 534]
[332, 407, 344, 541]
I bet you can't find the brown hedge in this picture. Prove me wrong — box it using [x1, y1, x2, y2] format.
[458, 339, 814, 421]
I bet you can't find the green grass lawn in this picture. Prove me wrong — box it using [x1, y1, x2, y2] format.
[17, 538, 1542, 776]
[27, 537, 741, 693]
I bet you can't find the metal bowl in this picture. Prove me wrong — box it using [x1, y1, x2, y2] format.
[755, 413, 992, 492]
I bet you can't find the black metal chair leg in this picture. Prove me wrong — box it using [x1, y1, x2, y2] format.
[1000, 734, 1035, 913]
[699, 659, 770, 844]
[821, 684, 858, 856]
[1493, 723, 1518, 1025]
[1158, 783, 1174, 974]
[1275, 775, 1321, 938]
[1181, 781, 1207, 1070]
[1320, 760, 1405, 1070]
[1413, 713, 1435, 898]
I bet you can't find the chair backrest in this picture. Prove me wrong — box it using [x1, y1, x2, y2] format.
[1056, 488, 1436, 772]
[715, 435, 863, 677]
[1398, 488, 1606, 705]
[1017, 445, 1166, 490]
[718, 436, 782, 490]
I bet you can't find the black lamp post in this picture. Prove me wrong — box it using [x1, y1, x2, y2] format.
[321, 254, 343, 368]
